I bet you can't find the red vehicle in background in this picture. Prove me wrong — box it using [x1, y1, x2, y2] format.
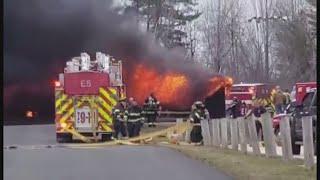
[290, 82, 316, 105]
[225, 83, 275, 141]
[225, 83, 275, 109]
[273, 82, 316, 142]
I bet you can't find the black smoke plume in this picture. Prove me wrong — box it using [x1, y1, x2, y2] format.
[4, 0, 216, 121]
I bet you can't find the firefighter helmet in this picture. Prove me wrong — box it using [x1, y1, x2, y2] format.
[194, 101, 204, 109]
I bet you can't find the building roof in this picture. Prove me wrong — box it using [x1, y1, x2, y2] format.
[232, 83, 264, 87]
[296, 82, 316, 85]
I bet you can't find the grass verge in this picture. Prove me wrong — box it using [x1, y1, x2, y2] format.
[141, 123, 316, 179]
[162, 144, 316, 180]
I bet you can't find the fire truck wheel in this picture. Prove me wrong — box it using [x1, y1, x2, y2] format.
[101, 133, 112, 142]
[56, 133, 72, 143]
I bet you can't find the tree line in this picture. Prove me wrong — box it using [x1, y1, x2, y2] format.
[120, 0, 316, 88]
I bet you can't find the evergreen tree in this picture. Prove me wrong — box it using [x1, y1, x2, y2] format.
[125, 0, 201, 49]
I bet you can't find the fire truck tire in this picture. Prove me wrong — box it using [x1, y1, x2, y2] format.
[101, 133, 112, 142]
[56, 133, 72, 143]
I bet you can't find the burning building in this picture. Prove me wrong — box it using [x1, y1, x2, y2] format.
[124, 63, 233, 111]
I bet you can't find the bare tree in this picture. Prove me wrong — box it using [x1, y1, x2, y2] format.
[270, 0, 316, 87]
[199, 0, 238, 74]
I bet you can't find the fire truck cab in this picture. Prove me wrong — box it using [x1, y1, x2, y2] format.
[54, 52, 126, 143]
[290, 82, 316, 105]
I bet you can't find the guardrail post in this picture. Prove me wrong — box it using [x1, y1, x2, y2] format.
[247, 115, 261, 155]
[261, 113, 277, 157]
[176, 118, 183, 125]
[184, 123, 191, 143]
[221, 118, 229, 148]
[200, 118, 211, 146]
[238, 117, 247, 154]
[227, 118, 231, 145]
[280, 115, 293, 161]
[208, 119, 213, 146]
[176, 118, 183, 137]
[302, 116, 315, 169]
[212, 119, 221, 147]
[210, 119, 217, 146]
[230, 117, 239, 151]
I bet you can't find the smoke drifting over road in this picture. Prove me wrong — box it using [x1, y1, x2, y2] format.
[4, 0, 220, 119]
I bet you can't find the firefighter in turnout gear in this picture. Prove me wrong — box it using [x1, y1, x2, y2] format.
[143, 93, 160, 127]
[189, 101, 209, 144]
[112, 98, 128, 139]
[127, 98, 143, 137]
[227, 97, 241, 118]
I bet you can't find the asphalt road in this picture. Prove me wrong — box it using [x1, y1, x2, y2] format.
[4, 125, 232, 180]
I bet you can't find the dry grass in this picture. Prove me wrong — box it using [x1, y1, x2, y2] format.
[162, 144, 317, 180]
[141, 123, 316, 179]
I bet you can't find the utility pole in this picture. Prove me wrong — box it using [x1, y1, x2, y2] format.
[216, 0, 222, 74]
[264, 0, 269, 82]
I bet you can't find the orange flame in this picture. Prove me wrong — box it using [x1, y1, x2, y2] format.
[125, 64, 234, 109]
[130, 64, 190, 106]
[206, 76, 233, 97]
[26, 111, 34, 118]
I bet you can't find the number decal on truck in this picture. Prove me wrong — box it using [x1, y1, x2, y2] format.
[80, 80, 91, 88]
[75, 107, 97, 128]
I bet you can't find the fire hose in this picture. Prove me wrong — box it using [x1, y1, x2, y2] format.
[62, 121, 192, 148]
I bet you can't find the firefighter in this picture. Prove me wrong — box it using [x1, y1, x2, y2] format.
[127, 98, 143, 137]
[240, 102, 247, 117]
[227, 97, 241, 118]
[273, 85, 285, 114]
[112, 98, 128, 139]
[143, 93, 160, 127]
[189, 101, 209, 145]
[244, 101, 267, 120]
[283, 89, 291, 107]
[244, 100, 270, 141]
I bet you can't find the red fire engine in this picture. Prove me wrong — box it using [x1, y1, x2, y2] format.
[54, 52, 126, 143]
[290, 82, 316, 105]
[225, 83, 275, 110]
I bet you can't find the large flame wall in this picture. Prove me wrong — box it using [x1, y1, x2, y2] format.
[124, 64, 233, 110]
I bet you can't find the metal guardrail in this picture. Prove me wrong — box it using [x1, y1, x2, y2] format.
[156, 111, 190, 122]
[158, 111, 190, 115]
